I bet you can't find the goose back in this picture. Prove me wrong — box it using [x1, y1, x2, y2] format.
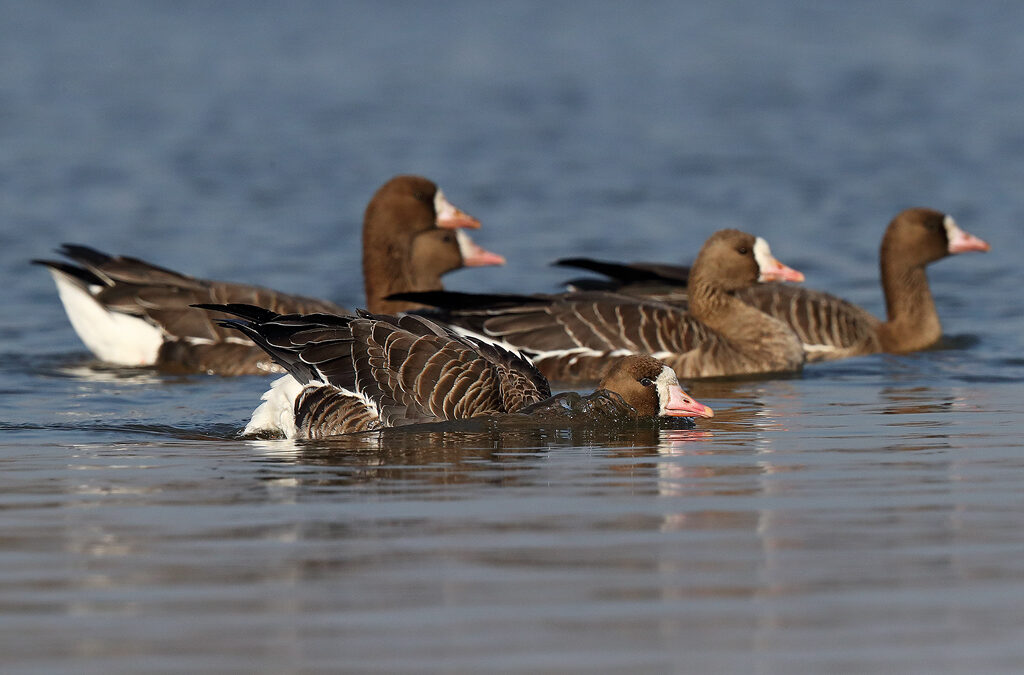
[209, 305, 552, 437]
[733, 283, 881, 361]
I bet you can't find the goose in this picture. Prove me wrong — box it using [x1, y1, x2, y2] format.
[198, 304, 714, 439]
[33, 175, 504, 375]
[392, 229, 805, 384]
[554, 208, 989, 361]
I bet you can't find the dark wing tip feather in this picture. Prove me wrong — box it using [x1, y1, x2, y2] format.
[553, 257, 659, 282]
[191, 303, 283, 323]
[555, 257, 690, 285]
[213, 317, 251, 334]
[32, 258, 105, 286]
[56, 243, 113, 267]
[211, 316, 323, 383]
[56, 243, 205, 285]
[212, 319, 274, 353]
[355, 308, 378, 320]
[386, 290, 545, 310]
[553, 257, 624, 273]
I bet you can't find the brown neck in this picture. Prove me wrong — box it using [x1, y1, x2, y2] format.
[686, 271, 803, 376]
[688, 273, 770, 339]
[878, 256, 941, 352]
[688, 275, 729, 326]
[363, 248, 446, 314]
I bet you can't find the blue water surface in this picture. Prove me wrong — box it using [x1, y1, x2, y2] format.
[2, 1, 1024, 673]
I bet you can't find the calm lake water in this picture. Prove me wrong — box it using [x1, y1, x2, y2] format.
[4, 1, 1024, 672]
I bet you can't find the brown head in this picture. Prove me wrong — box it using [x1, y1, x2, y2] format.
[880, 208, 989, 268]
[362, 175, 504, 313]
[363, 175, 481, 239]
[405, 228, 506, 289]
[598, 355, 714, 419]
[688, 229, 804, 295]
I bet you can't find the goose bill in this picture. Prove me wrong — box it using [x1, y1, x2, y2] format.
[753, 237, 804, 282]
[662, 383, 715, 418]
[434, 189, 481, 229]
[456, 230, 506, 267]
[944, 217, 990, 254]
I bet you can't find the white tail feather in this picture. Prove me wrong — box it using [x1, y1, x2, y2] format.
[245, 374, 303, 438]
[50, 270, 163, 366]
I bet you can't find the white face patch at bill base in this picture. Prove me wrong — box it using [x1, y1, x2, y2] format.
[942, 215, 958, 244]
[941, 214, 990, 254]
[943, 215, 970, 253]
[654, 365, 714, 418]
[753, 237, 774, 281]
[454, 228, 505, 266]
[432, 187, 480, 229]
[655, 365, 681, 417]
[434, 189, 456, 223]
[455, 229, 475, 260]
[752, 236, 804, 283]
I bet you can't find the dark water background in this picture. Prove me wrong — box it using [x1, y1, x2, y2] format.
[3, 1, 1024, 672]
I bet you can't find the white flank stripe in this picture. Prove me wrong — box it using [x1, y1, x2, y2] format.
[448, 325, 641, 368]
[50, 270, 163, 366]
[448, 325, 534, 362]
[530, 346, 604, 366]
[183, 335, 255, 346]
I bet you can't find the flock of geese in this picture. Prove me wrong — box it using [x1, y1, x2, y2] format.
[35, 175, 990, 439]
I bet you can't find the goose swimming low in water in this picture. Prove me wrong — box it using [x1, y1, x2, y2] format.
[198, 304, 714, 439]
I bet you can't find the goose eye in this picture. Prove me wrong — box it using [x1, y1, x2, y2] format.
[639, 377, 654, 387]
